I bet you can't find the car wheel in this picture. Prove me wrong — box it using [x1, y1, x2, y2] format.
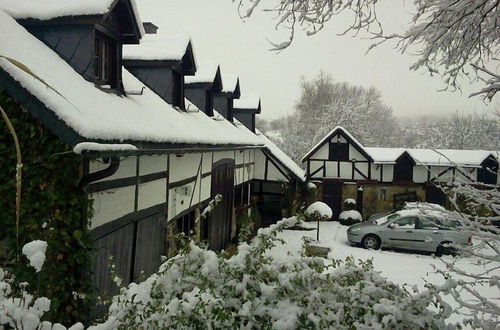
[436, 242, 454, 257]
[362, 235, 381, 250]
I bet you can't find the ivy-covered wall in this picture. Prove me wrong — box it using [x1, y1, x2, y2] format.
[0, 90, 94, 325]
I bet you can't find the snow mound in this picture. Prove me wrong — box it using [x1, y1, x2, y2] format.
[22, 240, 47, 273]
[305, 202, 332, 218]
[339, 210, 362, 221]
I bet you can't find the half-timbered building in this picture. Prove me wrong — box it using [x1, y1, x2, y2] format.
[0, 1, 304, 300]
[303, 127, 499, 219]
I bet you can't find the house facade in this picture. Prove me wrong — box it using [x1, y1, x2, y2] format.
[0, 0, 304, 304]
[303, 127, 499, 220]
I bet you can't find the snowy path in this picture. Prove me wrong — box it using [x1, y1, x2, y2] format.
[268, 221, 500, 327]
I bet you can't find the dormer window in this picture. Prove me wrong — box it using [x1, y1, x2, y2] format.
[94, 32, 116, 86]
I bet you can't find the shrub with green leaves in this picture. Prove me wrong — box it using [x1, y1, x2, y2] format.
[90, 217, 451, 329]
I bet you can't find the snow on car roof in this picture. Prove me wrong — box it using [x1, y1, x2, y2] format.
[0, 10, 261, 147]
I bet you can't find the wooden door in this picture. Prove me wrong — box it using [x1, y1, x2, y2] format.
[133, 212, 165, 282]
[322, 180, 342, 220]
[93, 223, 135, 298]
[209, 159, 235, 251]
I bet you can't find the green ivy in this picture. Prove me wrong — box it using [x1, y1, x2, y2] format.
[0, 90, 94, 326]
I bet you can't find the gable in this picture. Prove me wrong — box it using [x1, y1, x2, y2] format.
[302, 127, 372, 162]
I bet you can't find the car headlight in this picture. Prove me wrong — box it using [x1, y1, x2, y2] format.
[350, 227, 360, 233]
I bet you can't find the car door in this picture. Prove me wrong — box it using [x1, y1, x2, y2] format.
[413, 217, 442, 252]
[384, 216, 418, 249]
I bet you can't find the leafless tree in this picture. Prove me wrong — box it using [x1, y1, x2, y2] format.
[235, 0, 500, 100]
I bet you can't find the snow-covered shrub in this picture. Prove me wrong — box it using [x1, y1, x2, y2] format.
[339, 210, 363, 226]
[344, 198, 357, 210]
[303, 201, 333, 222]
[90, 217, 451, 329]
[0, 241, 83, 330]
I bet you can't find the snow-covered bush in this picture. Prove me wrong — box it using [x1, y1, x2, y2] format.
[0, 241, 83, 330]
[304, 201, 332, 222]
[90, 217, 451, 329]
[344, 198, 357, 210]
[339, 210, 363, 226]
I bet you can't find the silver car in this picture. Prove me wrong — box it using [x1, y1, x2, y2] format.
[347, 212, 471, 256]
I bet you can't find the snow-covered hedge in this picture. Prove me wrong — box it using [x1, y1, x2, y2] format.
[89, 217, 451, 329]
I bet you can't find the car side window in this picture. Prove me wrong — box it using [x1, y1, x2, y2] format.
[392, 217, 417, 229]
[417, 218, 440, 230]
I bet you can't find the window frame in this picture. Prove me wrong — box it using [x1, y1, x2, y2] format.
[94, 31, 117, 87]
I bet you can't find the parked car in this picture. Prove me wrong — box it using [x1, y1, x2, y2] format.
[347, 211, 471, 256]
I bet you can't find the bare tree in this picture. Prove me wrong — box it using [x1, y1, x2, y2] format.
[275, 72, 400, 164]
[235, 0, 500, 100]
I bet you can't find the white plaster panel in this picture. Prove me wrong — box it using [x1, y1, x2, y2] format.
[213, 150, 235, 163]
[413, 166, 428, 183]
[382, 165, 394, 182]
[89, 156, 137, 182]
[169, 153, 203, 182]
[325, 161, 338, 177]
[253, 149, 266, 180]
[168, 181, 196, 220]
[350, 146, 368, 162]
[371, 164, 381, 182]
[138, 179, 166, 210]
[311, 143, 329, 159]
[267, 163, 288, 182]
[235, 149, 244, 165]
[139, 155, 168, 175]
[309, 160, 323, 178]
[339, 162, 352, 179]
[353, 162, 369, 180]
[202, 152, 212, 174]
[90, 186, 136, 229]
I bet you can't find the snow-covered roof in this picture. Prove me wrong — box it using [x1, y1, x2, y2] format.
[303, 126, 497, 167]
[407, 149, 494, 167]
[255, 130, 306, 181]
[185, 61, 219, 85]
[123, 34, 191, 61]
[0, 0, 145, 37]
[365, 147, 406, 164]
[221, 74, 239, 93]
[234, 93, 260, 110]
[0, 10, 261, 147]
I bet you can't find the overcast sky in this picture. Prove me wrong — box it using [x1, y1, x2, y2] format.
[137, 0, 496, 120]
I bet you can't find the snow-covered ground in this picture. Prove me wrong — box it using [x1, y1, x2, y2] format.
[269, 221, 500, 327]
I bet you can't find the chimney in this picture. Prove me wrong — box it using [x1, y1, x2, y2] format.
[142, 22, 159, 34]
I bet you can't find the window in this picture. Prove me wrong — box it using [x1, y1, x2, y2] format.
[94, 33, 115, 86]
[392, 217, 417, 229]
[176, 209, 196, 237]
[329, 142, 349, 161]
[380, 189, 387, 201]
[417, 218, 440, 230]
[172, 70, 184, 109]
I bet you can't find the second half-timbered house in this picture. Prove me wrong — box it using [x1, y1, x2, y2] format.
[303, 127, 499, 219]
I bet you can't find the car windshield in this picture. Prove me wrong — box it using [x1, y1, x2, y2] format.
[374, 213, 400, 225]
